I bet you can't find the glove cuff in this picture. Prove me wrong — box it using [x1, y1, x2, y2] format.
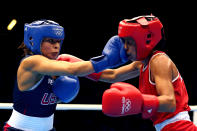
[86, 72, 103, 81]
[142, 94, 159, 119]
[90, 55, 108, 73]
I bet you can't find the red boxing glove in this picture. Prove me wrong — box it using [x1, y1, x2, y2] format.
[57, 54, 83, 62]
[57, 54, 102, 81]
[102, 82, 159, 119]
[102, 82, 143, 116]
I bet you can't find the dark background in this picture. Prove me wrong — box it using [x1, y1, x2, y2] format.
[0, 4, 196, 131]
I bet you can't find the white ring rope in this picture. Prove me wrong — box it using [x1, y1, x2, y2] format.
[0, 103, 102, 110]
[0, 103, 197, 111]
[56, 104, 102, 110]
[190, 105, 197, 111]
[1, 103, 197, 125]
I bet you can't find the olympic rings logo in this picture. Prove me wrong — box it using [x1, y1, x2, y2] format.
[121, 97, 131, 115]
[56, 31, 63, 36]
[53, 28, 64, 37]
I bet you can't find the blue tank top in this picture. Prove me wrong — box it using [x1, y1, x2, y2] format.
[13, 57, 58, 117]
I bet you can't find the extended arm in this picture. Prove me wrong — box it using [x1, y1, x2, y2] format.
[57, 54, 142, 83]
[21, 55, 95, 77]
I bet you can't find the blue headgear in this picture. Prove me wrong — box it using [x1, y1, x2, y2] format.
[24, 20, 65, 54]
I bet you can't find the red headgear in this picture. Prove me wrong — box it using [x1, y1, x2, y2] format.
[118, 15, 163, 60]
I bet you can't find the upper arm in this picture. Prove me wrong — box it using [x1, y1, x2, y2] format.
[151, 55, 174, 96]
[150, 55, 176, 112]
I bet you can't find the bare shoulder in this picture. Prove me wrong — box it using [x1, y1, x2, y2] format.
[150, 54, 172, 76]
[20, 55, 49, 70]
[151, 54, 171, 67]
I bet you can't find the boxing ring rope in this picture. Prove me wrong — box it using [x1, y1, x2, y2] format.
[0, 103, 102, 110]
[1, 103, 197, 111]
[0, 103, 197, 125]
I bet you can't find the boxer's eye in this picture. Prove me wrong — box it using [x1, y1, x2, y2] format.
[42, 38, 61, 44]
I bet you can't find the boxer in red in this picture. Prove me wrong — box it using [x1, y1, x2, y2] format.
[61, 15, 197, 131]
[101, 15, 197, 131]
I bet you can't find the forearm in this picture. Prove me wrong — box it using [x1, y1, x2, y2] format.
[99, 66, 140, 83]
[69, 61, 95, 76]
[157, 95, 176, 112]
[99, 69, 117, 83]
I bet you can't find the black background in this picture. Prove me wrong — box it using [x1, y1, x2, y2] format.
[0, 4, 196, 131]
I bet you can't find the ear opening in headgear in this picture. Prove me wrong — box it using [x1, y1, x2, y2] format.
[147, 33, 152, 38]
[146, 33, 152, 44]
[29, 36, 34, 46]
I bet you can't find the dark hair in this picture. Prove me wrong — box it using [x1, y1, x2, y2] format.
[152, 28, 167, 52]
[17, 42, 33, 57]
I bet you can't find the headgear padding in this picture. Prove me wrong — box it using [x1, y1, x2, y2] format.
[118, 15, 163, 60]
[53, 76, 80, 103]
[24, 20, 65, 54]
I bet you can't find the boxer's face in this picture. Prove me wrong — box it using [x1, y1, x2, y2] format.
[41, 38, 61, 59]
[122, 37, 137, 61]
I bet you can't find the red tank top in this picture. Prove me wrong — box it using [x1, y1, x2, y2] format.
[139, 51, 190, 125]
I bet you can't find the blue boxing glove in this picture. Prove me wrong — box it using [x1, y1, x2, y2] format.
[90, 35, 128, 73]
[52, 76, 80, 103]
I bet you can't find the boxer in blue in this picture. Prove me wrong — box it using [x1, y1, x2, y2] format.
[3, 20, 128, 131]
